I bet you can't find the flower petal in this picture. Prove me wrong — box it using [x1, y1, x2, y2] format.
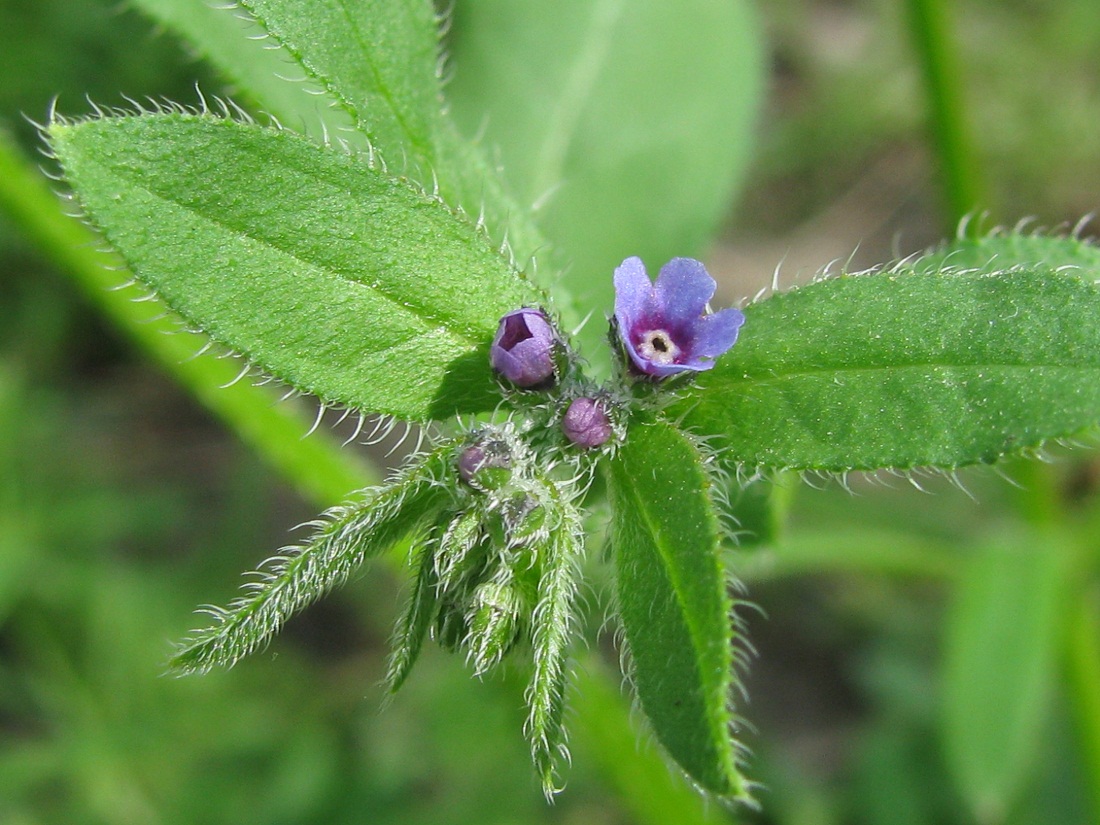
[654, 258, 716, 329]
[613, 256, 655, 327]
[686, 307, 745, 364]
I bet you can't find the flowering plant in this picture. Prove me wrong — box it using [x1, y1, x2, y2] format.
[32, 0, 1100, 815]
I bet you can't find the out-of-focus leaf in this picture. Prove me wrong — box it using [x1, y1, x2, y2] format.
[447, 0, 764, 362]
[941, 529, 1073, 823]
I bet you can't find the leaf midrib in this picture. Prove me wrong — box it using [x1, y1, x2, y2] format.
[616, 457, 722, 697]
[331, 0, 436, 160]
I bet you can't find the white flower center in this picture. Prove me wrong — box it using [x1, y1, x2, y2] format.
[638, 329, 680, 365]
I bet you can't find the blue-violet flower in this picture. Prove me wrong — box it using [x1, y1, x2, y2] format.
[613, 256, 745, 377]
[561, 396, 613, 449]
[490, 308, 556, 388]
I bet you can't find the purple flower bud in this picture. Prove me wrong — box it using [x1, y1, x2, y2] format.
[613, 257, 745, 377]
[490, 308, 556, 388]
[562, 396, 613, 449]
[458, 437, 511, 489]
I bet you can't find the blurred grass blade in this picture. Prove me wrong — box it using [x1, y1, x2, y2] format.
[448, 0, 764, 362]
[49, 114, 544, 420]
[606, 417, 749, 801]
[675, 263, 1100, 471]
[571, 655, 730, 825]
[905, 0, 983, 228]
[941, 529, 1073, 823]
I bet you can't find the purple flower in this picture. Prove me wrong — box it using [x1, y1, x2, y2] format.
[561, 397, 613, 449]
[613, 257, 744, 377]
[490, 308, 556, 388]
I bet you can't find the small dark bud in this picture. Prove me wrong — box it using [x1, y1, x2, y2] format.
[457, 437, 512, 489]
[490, 308, 557, 388]
[562, 396, 613, 449]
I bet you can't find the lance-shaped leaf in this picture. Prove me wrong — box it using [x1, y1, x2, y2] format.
[674, 265, 1100, 472]
[48, 114, 545, 420]
[384, 535, 440, 693]
[170, 444, 454, 674]
[526, 484, 585, 798]
[607, 417, 749, 801]
[238, 0, 440, 161]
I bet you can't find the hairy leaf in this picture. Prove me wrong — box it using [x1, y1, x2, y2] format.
[915, 230, 1100, 275]
[170, 445, 455, 674]
[607, 417, 748, 800]
[235, 0, 549, 274]
[676, 265, 1100, 471]
[49, 114, 545, 419]
[942, 530, 1073, 823]
[384, 537, 439, 692]
[447, 0, 764, 361]
[239, 0, 440, 160]
[526, 480, 585, 798]
[129, 0, 360, 146]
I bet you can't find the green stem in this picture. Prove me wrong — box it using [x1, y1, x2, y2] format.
[905, 0, 985, 231]
[0, 129, 377, 504]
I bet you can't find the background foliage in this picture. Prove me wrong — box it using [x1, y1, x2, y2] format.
[2, 0, 1100, 823]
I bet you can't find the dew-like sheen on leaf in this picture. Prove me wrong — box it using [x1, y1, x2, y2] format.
[49, 114, 545, 420]
[674, 265, 1100, 471]
[606, 417, 748, 801]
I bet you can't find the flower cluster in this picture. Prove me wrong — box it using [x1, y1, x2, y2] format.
[488, 257, 742, 449]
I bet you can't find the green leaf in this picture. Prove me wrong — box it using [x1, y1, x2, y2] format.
[170, 444, 455, 674]
[238, 0, 440, 161]
[915, 229, 1100, 275]
[49, 114, 545, 420]
[128, 0, 360, 147]
[233, 0, 549, 274]
[384, 536, 439, 693]
[675, 265, 1100, 471]
[447, 0, 764, 361]
[941, 530, 1074, 823]
[526, 484, 585, 797]
[606, 417, 749, 800]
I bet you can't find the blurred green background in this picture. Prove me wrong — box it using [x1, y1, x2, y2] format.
[3, 0, 1100, 823]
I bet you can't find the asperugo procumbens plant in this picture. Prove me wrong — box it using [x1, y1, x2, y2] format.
[39, 0, 1100, 806]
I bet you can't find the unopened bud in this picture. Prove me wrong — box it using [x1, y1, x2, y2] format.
[457, 437, 512, 490]
[561, 396, 613, 449]
[490, 308, 557, 389]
